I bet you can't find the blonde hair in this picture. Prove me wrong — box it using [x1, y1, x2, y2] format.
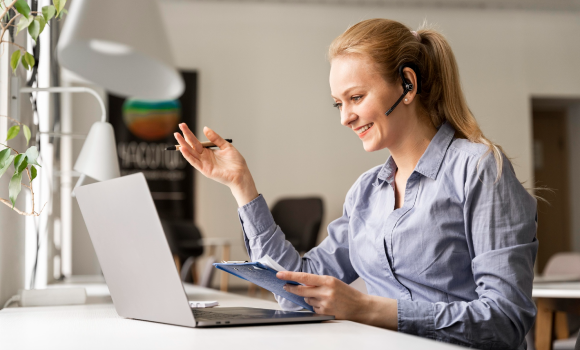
[328, 19, 505, 180]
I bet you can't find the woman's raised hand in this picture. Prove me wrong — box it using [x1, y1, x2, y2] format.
[174, 123, 259, 207]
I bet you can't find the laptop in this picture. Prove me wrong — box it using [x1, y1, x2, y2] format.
[74, 172, 334, 327]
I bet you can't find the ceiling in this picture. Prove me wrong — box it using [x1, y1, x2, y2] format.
[163, 0, 580, 12]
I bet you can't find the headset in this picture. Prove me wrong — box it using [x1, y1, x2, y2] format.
[385, 63, 422, 116]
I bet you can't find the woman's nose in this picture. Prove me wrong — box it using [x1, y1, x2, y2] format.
[341, 107, 357, 127]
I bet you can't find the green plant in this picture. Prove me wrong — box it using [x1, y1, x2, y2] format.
[2, 0, 67, 73]
[0, 116, 42, 215]
[0, 0, 67, 216]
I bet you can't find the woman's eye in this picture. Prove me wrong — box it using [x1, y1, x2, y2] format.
[352, 95, 363, 102]
[333, 102, 342, 110]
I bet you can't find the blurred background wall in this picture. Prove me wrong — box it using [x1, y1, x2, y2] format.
[66, 1, 580, 286]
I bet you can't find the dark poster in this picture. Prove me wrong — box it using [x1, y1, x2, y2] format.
[108, 71, 197, 221]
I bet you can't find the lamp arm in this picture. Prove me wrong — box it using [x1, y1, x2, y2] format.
[20, 86, 107, 123]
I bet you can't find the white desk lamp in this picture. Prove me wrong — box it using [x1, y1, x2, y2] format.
[18, 86, 120, 193]
[18, 0, 184, 191]
[56, 0, 184, 100]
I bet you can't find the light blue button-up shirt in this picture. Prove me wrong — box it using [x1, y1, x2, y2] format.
[238, 122, 538, 349]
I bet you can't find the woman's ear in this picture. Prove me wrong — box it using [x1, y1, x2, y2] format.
[402, 67, 419, 104]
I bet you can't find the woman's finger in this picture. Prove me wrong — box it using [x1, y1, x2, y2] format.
[181, 148, 203, 170]
[304, 297, 321, 307]
[277, 271, 323, 286]
[203, 126, 231, 150]
[175, 133, 200, 161]
[283, 284, 319, 298]
[179, 123, 204, 154]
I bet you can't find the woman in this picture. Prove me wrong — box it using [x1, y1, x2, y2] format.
[174, 19, 537, 349]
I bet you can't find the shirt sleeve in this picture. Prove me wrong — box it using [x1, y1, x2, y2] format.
[397, 152, 538, 349]
[238, 192, 358, 311]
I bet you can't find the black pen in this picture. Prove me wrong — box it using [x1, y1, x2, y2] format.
[165, 139, 232, 151]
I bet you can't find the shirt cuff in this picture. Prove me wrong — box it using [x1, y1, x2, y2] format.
[397, 299, 436, 339]
[237, 194, 275, 238]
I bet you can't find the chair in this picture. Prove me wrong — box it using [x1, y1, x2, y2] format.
[270, 197, 324, 253]
[160, 220, 204, 283]
[544, 253, 580, 278]
[537, 253, 580, 350]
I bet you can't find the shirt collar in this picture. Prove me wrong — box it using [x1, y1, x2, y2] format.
[373, 121, 455, 187]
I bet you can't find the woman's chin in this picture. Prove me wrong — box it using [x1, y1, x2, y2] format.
[362, 141, 379, 152]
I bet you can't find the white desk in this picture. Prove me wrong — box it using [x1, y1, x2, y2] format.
[532, 282, 580, 350]
[533, 282, 580, 299]
[0, 279, 463, 350]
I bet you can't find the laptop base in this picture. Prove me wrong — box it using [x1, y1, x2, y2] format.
[193, 307, 334, 327]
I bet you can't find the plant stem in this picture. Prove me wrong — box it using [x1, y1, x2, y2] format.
[0, 0, 18, 26]
[0, 142, 19, 154]
[0, 114, 21, 125]
[0, 0, 18, 43]
[1, 39, 25, 51]
[0, 198, 38, 215]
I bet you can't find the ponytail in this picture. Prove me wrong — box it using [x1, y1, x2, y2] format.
[329, 19, 505, 181]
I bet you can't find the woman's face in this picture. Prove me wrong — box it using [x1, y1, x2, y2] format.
[329, 54, 407, 152]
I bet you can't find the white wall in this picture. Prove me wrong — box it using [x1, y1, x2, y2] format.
[62, 3, 580, 285]
[154, 2, 580, 275]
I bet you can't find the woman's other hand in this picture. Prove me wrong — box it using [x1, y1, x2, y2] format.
[277, 271, 398, 330]
[174, 123, 258, 206]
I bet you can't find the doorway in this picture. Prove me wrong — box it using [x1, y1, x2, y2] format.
[533, 108, 571, 273]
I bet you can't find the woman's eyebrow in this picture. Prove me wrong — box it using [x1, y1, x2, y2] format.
[331, 86, 365, 99]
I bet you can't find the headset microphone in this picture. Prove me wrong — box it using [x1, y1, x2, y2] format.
[385, 63, 422, 116]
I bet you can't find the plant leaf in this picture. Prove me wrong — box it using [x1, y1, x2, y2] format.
[21, 57, 30, 70]
[28, 18, 40, 42]
[58, 7, 67, 19]
[16, 16, 32, 35]
[0, 148, 9, 165]
[23, 124, 31, 145]
[10, 51, 21, 75]
[53, 0, 67, 17]
[9, 171, 23, 208]
[0, 155, 15, 179]
[36, 16, 46, 36]
[30, 165, 37, 182]
[24, 52, 35, 70]
[42, 5, 56, 22]
[25, 146, 40, 167]
[0, 148, 14, 179]
[13, 154, 27, 174]
[14, 0, 30, 19]
[18, 157, 28, 174]
[6, 125, 20, 141]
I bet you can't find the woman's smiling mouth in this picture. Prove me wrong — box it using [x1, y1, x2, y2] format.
[356, 123, 374, 138]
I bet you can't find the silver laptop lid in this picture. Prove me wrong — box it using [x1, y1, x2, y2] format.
[75, 173, 196, 327]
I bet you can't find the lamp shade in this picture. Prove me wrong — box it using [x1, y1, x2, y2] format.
[74, 122, 120, 182]
[57, 0, 184, 100]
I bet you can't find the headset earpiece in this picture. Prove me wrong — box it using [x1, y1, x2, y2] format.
[385, 63, 422, 116]
[399, 63, 421, 94]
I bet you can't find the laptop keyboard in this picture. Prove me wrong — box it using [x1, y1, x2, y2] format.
[192, 309, 265, 320]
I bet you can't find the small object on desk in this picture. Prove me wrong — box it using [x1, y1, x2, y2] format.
[166, 139, 233, 151]
[4, 288, 88, 308]
[189, 301, 219, 308]
[222, 261, 248, 263]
